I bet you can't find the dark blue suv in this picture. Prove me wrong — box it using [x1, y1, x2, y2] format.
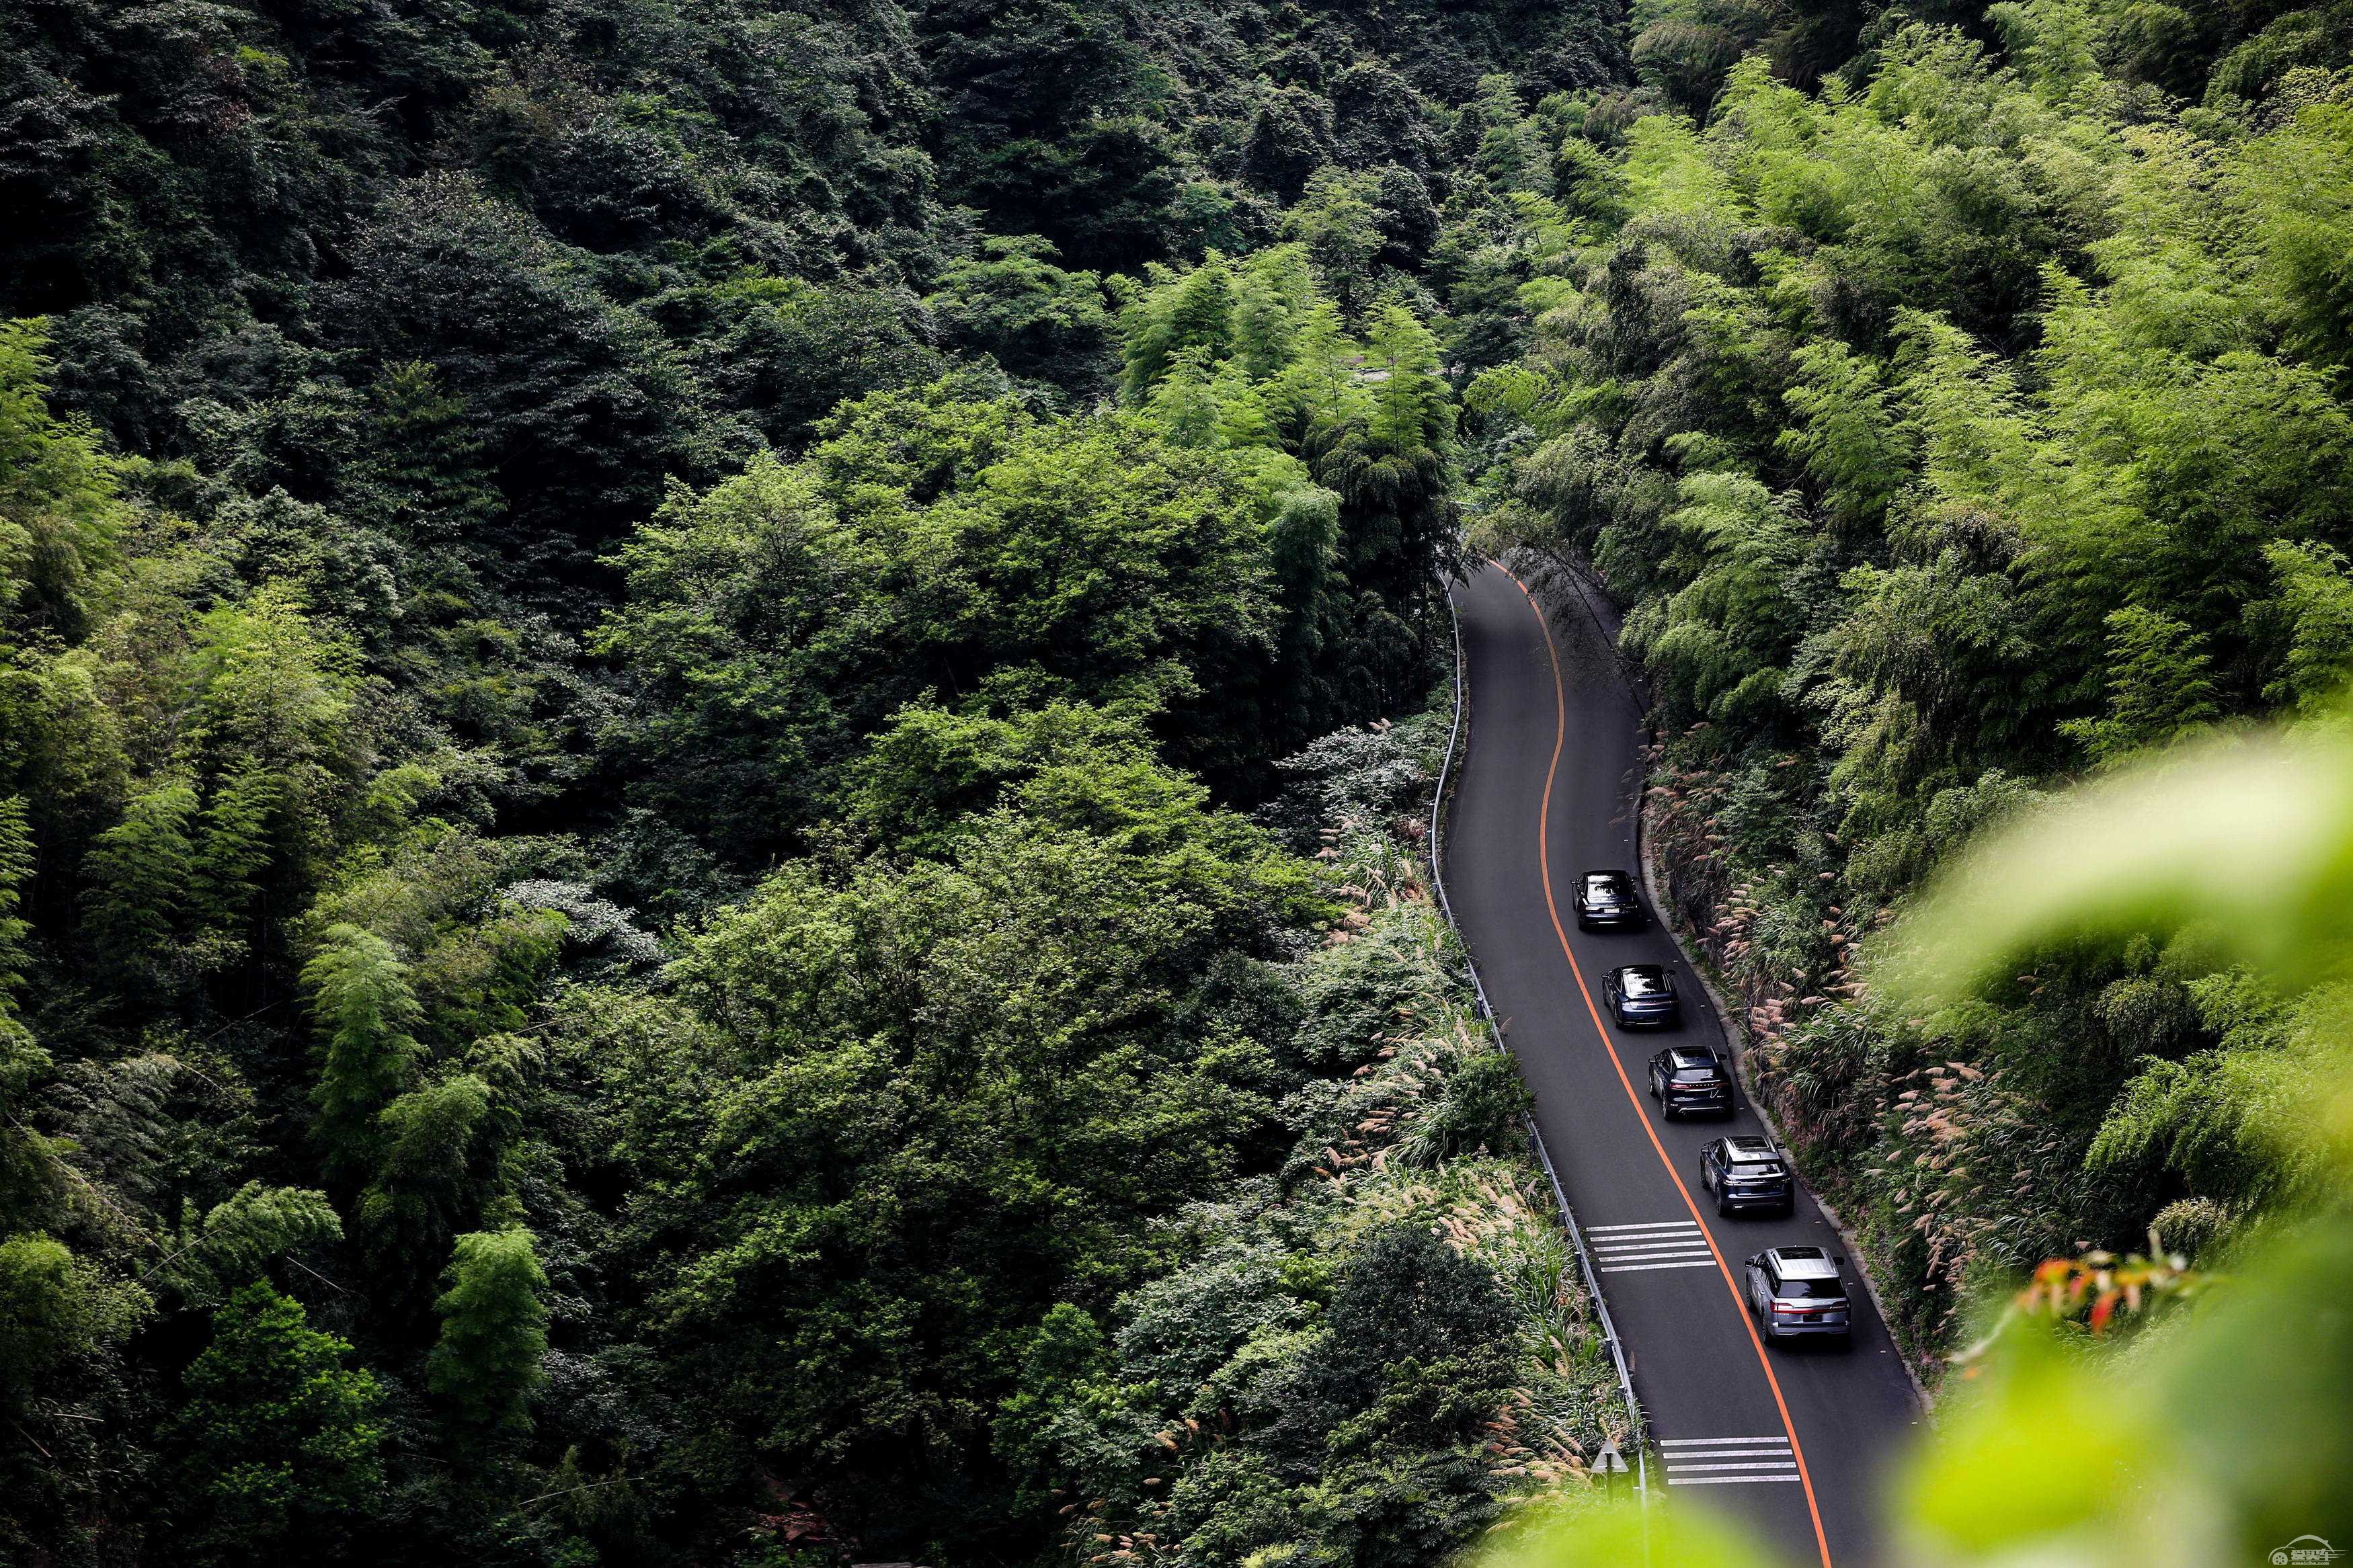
[1603, 964, 1681, 1028]
[1574, 870, 1644, 930]
[1700, 1134, 1794, 1215]
[1646, 1045, 1731, 1118]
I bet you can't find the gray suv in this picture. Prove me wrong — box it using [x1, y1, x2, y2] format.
[1743, 1246, 1852, 1344]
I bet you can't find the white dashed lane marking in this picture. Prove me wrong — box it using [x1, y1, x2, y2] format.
[1659, 1436, 1798, 1485]
[1588, 1219, 1715, 1273]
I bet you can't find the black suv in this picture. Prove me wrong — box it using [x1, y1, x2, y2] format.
[1604, 964, 1681, 1028]
[1742, 1246, 1852, 1343]
[1700, 1134, 1794, 1215]
[1574, 870, 1643, 930]
[1646, 1045, 1730, 1117]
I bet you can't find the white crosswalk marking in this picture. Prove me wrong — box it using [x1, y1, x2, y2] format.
[1592, 1244, 1711, 1255]
[1591, 1220, 1715, 1272]
[1665, 1474, 1802, 1485]
[1596, 1245, 1710, 1254]
[1659, 1435, 1799, 1486]
[1592, 1241, 1709, 1257]
[1590, 1221, 1701, 1238]
[1671, 1464, 1798, 1475]
[1666, 1438, 1788, 1457]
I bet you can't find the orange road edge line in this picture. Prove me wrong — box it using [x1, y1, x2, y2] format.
[1499, 563, 1836, 1568]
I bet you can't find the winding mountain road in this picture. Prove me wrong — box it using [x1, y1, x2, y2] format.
[1443, 561, 1922, 1567]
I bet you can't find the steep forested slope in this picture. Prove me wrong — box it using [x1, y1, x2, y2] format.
[0, 1, 1642, 1563]
[19, 0, 2353, 1559]
[1465, 0, 2353, 1366]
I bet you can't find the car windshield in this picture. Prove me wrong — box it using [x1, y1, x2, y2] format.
[1621, 971, 1669, 996]
[1775, 1277, 1843, 1300]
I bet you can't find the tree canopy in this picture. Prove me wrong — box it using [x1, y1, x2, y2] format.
[12, 0, 2353, 1558]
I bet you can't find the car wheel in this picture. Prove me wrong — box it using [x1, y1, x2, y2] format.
[1716, 1194, 1732, 1218]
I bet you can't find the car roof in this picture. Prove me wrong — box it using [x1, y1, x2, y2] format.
[1726, 1135, 1778, 1156]
[1584, 869, 1633, 885]
[1770, 1247, 1839, 1279]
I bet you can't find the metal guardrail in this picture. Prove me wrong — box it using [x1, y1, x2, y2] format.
[1426, 581, 1652, 1500]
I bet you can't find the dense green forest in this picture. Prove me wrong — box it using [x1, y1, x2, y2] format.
[11, 0, 2353, 1561]
[0, 0, 1639, 1561]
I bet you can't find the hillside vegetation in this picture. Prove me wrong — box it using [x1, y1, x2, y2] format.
[12, 0, 2353, 1563]
[0, 1, 1646, 1561]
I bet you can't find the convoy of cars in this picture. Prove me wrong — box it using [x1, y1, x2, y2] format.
[1576, 868, 1850, 1342]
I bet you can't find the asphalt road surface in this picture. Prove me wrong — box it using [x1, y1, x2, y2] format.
[1444, 561, 1923, 1567]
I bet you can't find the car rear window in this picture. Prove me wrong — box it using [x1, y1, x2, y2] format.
[1673, 1067, 1720, 1082]
[1585, 876, 1623, 897]
[1622, 971, 1669, 995]
[1775, 1278, 1843, 1300]
[1729, 1153, 1782, 1169]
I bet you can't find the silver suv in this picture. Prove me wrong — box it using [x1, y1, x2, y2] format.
[1742, 1246, 1852, 1344]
